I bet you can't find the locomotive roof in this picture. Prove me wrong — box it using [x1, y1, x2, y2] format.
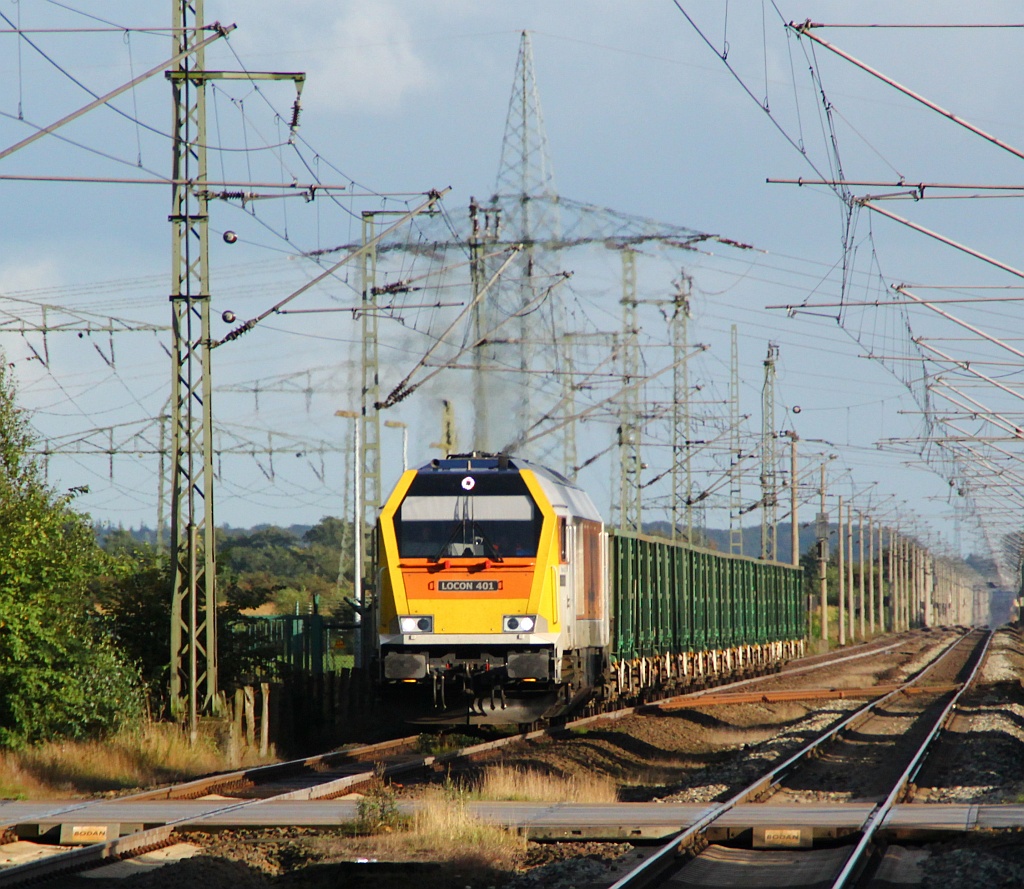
[414, 453, 602, 522]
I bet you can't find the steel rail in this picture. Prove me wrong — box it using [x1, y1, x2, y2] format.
[0, 634, 917, 826]
[0, 631, 942, 885]
[606, 629, 979, 889]
[0, 743, 419, 886]
[0, 722, 590, 884]
[129, 733, 422, 801]
[653, 682, 959, 708]
[828, 628, 994, 888]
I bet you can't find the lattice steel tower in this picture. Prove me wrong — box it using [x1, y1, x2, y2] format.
[616, 248, 642, 532]
[167, 3, 305, 731]
[360, 212, 381, 549]
[671, 272, 693, 542]
[494, 31, 558, 240]
[168, 0, 218, 731]
[485, 30, 562, 456]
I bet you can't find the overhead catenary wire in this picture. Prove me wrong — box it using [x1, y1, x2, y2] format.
[0, 12, 232, 158]
[212, 188, 452, 347]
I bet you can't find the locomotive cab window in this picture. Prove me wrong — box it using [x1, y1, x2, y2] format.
[395, 472, 543, 560]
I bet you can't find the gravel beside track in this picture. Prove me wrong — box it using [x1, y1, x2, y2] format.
[47, 628, 1024, 889]
[911, 626, 1024, 805]
[418, 629, 960, 805]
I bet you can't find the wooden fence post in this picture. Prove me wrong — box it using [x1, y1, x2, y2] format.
[260, 682, 270, 757]
[243, 686, 256, 748]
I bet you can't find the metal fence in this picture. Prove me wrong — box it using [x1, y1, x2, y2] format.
[236, 614, 357, 679]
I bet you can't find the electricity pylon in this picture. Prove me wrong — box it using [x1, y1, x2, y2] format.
[494, 32, 558, 238]
[339, 30, 742, 537]
[487, 30, 561, 452]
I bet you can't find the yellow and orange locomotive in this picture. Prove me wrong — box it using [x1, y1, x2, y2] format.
[375, 453, 606, 724]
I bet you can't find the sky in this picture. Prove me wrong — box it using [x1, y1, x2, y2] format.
[2, 2, 1024, 582]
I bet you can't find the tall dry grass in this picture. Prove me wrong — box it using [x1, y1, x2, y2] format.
[474, 764, 619, 803]
[412, 785, 524, 859]
[340, 782, 523, 872]
[0, 723, 273, 799]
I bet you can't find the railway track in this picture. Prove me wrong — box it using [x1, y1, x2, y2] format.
[0, 629, 978, 886]
[607, 628, 994, 889]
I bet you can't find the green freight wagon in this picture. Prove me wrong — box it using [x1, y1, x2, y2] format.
[607, 529, 805, 700]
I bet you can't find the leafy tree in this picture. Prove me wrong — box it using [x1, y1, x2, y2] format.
[91, 513, 356, 711]
[218, 527, 307, 578]
[220, 569, 285, 612]
[91, 539, 172, 713]
[216, 517, 355, 617]
[302, 516, 345, 548]
[0, 363, 145, 746]
[94, 537, 284, 711]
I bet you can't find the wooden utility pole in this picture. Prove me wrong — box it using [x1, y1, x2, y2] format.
[868, 515, 875, 634]
[858, 511, 866, 639]
[878, 523, 886, 632]
[846, 501, 854, 642]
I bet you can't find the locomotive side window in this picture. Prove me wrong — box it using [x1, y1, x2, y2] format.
[580, 520, 604, 619]
[395, 472, 543, 560]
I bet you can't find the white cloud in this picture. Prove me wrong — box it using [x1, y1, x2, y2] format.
[224, 0, 436, 115]
[308, 3, 433, 114]
[0, 259, 62, 298]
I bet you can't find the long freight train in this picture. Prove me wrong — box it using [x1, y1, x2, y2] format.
[373, 453, 805, 724]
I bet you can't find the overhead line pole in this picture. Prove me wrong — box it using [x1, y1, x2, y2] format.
[729, 326, 743, 556]
[168, 0, 218, 739]
[760, 343, 779, 561]
[164, 2, 332, 737]
[619, 248, 642, 533]
[847, 500, 855, 642]
[838, 494, 845, 646]
[818, 461, 829, 648]
[671, 272, 693, 542]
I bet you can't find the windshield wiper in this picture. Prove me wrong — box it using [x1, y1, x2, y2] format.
[471, 521, 504, 563]
[427, 520, 504, 563]
[429, 521, 466, 563]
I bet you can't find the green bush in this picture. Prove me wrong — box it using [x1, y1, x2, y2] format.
[0, 363, 145, 747]
[355, 775, 401, 833]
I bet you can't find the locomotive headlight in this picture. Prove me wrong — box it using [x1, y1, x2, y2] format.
[398, 615, 433, 633]
[503, 614, 537, 633]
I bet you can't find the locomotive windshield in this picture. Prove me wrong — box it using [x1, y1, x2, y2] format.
[396, 471, 543, 559]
